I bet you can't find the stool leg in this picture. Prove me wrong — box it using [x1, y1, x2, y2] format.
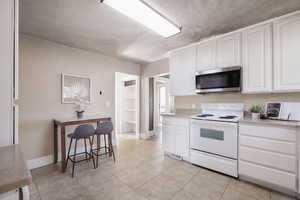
[88, 137, 96, 169]
[90, 135, 94, 162]
[108, 133, 115, 162]
[96, 134, 100, 168]
[84, 138, 88, 162]
[72, 139, 78, 177]
[66, 138, 73, 168]
[104, 134, 108, 156]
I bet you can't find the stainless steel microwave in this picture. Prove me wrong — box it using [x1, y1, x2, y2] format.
[195, 66, 241, 94]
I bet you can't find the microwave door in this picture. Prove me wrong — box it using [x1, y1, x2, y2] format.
[195, 67, 241, 94]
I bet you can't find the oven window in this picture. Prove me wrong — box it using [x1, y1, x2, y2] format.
[200, 128, 224, 141]
[196, 70, 240, 90]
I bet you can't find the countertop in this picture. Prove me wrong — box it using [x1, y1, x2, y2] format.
[161, 110, 300, 127]
[239, 117, 300, 127]
[160, 109, 200, 118]
[0, 145, 32, 193]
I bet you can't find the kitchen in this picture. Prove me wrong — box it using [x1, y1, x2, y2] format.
[1, 0, 300, 199]
[160, 10, 300, 199]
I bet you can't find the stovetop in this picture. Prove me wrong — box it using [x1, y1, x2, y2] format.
[190, 103, 244, 123]
[191, 113, 241, 122]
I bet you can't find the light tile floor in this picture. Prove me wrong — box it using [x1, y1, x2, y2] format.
[30, 137, 295, 200]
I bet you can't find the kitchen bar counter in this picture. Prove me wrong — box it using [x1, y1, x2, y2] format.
[0, 145, 32, 193]
[239, 117, 300, 127]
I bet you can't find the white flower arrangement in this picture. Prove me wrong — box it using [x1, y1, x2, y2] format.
[74, 96, 89, 112]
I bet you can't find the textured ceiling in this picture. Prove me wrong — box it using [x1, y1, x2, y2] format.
[20, 0, 300, 64]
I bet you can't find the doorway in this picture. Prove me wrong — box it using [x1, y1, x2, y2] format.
[115, 72, 140, 139]
[153, 75, 174, 141]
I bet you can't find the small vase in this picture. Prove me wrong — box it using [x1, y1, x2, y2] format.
[251, 113, 260, 120]
[76, 111, 84, 119]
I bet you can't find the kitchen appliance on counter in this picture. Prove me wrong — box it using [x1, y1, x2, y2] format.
[190, 103, 244, 177]
[195, 66, 241, 94]
[266, 102, 300, 121]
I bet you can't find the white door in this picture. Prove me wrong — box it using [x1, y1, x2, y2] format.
[196, 39, 216, 71]
[216, 32, 241, 67]
[273, 13, 300, 92]
[242, 23, 272, 93]
[175, 126, 189, 158]
[170, 46, 196, 96]
[162, 125, 175, 154]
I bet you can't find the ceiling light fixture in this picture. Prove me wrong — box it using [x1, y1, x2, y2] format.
[100, 0, 181, 38]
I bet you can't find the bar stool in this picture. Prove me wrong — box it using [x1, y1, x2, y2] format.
[66, 124, 96, 177]
[92, 121, 115, 168]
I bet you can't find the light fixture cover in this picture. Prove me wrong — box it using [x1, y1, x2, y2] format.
[102, 0, 181, 37]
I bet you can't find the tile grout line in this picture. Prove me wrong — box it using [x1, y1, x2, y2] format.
[168, 168, 202, 200]
[219, 178, 232, 200]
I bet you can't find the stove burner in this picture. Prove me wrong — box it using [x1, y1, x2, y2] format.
[197, 114, 214, 117]
[219, 115, 237, 119]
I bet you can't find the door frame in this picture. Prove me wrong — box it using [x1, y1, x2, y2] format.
[115, 72, 140, 138]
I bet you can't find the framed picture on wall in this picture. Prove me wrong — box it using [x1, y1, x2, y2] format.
[62, 74, 92, 104]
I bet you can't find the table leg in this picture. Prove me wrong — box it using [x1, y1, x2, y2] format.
[61, 126, 66, 172]
[54, 122, 58, 163]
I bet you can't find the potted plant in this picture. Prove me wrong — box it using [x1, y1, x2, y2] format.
[250, 105, 264, 120]
[74, 97, 89, 119]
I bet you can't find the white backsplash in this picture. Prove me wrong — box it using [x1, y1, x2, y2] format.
[175, 93, 300, 112]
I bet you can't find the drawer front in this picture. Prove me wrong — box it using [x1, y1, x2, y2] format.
[162, 117, 189, 127]
[240, 135, 296, 155]
[239, 146, 296, 172]
[191, 150, 237, 177]
[239, 161, 296, 191]
[239, 124, 296, 142]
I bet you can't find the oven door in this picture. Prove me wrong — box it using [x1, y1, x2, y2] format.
[195, 66, 241, 94]
[190, 119, 238, 159]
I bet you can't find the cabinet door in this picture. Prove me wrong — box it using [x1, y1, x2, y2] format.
[175, 126, 189, 159]
[170, 46, 196, 96]
[162, 125, 175, 154]
[274, 13, 300, 92]
[216, 32, 241, 67]
[242, 24, 272, 93]
[196, 39, 216, 71]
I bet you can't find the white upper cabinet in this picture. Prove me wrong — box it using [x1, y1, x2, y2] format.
[170, 46, 196, 96]
[216, 32, 241, 67]
[242, 23, 272, 93]
[273, 13, 300, 92]
[196, 39, 216, 72]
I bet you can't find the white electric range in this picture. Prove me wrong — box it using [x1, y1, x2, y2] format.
[189, 103, 244, 177]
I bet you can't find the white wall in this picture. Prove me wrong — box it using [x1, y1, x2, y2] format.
[141, 58, 169, 77]
[19, 35, 141, 160]
[0, 0, 14, 146]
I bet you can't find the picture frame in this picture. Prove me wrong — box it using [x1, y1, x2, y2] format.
[61, 73, 92, 104]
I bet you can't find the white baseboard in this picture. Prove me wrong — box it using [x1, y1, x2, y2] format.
[27, 146, 87, 170]
[27, 155, 54, 170]
[27, 140, 117, 170]
[140, 131, 156, 139]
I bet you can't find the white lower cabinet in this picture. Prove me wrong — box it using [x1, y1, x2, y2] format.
[238, 123, 297, 192]
[162, 124, 176, 154]
[162, 117, 189, 161]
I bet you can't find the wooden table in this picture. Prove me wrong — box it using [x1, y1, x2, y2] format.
[53, 115, 111, 172]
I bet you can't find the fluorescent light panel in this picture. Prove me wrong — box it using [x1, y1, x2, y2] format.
[102, 0, 180, 37]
